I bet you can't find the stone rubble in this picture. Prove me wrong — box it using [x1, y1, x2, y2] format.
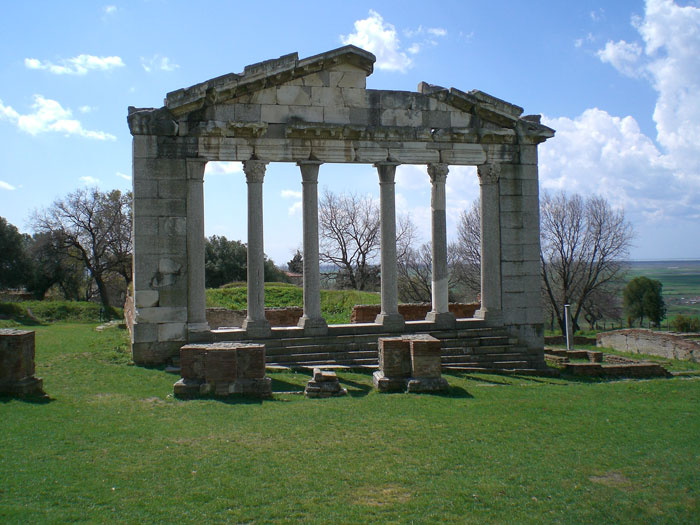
[304, 367, 348, 398]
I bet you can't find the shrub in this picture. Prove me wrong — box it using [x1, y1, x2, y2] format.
[670, 314, 700, 333]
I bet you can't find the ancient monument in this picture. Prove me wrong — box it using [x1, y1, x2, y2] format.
[127, 45, 554, 370]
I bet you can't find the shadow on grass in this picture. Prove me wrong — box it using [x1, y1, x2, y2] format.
[432, 385, 473, 398]
[338, 377, 372, 398]
[0, 393, 53, 404]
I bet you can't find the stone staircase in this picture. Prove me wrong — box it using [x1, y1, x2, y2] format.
[199, 319, 547, 373]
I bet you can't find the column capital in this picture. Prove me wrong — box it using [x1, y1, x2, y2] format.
[186, 158, 207, 182]
[427, 163, 449, 184]
[297, 161, 321, 183]
[243, 160, 268, 183]
[477, 163, 501, 185]
[375, 162, 398, 184]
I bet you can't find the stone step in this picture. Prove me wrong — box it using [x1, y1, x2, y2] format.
[268, 351, 376, 364]
[441, 352, 530, 363]
[441, 360, 530, 369]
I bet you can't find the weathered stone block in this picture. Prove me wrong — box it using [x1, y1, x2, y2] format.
[135, 306, 187, 324]
[132, 322, 158, 343]
[410, 335, 442, 378]
[133, 135, 158, 159]
[180, 344, 206, 380]
[330, 70, 366, 88]
[450, 111, 471, 127]
[157, 179, 187, 199]
[378, 337, 411, 378]
[277, 85, 311, 106]
[158, 322, 187, 342]
[236, 344, 266, 379]
[323, 107, 351, 124]
[134, 290, 159, 308]
[204, 348, 237, 383]
[133, 198, 186, 217]
[0, 329, 36, 384]
[372, 370, 407, 392]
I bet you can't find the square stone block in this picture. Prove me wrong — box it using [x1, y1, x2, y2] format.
[0, 329, 35, 384]
[179, 344, 206, 380]
[410, 335, 442, 379]
[378, 337, 411, 378]
[204, 347, 237, 383]
[236, 344, 266, 379]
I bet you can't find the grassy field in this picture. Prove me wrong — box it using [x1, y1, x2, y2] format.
[206, 282, 380, 324]
[627, 260, 700, 318]
[1, 323, 699, 522]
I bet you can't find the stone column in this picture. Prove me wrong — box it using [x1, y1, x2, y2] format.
[297, 161, 327, 335]
[426, 163, 455, 328]
[375, 163, 405, 331]
[476, 163, 503, 324]
[242, 160, 271, 338]
[186, 159, 210, 335]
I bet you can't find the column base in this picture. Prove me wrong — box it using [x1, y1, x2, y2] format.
[375, 313, 406, 332]
[242, 318, 271, 338]
[298, 316, 328, 336]
[187, 322, 212, 343]
[475, 308, 503, 326]
[425, 311, 456, 329]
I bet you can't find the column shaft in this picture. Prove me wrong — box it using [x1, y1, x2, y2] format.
[426, 163, 455, 328]
[375, 163, 404, 331]
[476, 163, 503, 324]
[297, 162, 327, 335]
[186, 160, 209, 333]
[242, 160, 271, 337]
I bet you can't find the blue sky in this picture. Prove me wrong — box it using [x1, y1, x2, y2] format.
[1, 0, 698, 264]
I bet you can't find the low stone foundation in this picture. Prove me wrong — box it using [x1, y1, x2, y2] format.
[563, 362, 670, 378]
[174, 342, 271, 397]
[597, 329, 700, 363]
[373, 335, 449, 393]
[206, 307, 304, 329]
[352, 302, 480, 323]
[0, 329, 44, 396]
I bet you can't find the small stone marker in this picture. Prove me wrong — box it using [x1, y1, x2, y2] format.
[304, 367, 347, 398]
[174, 342, 271, 398]
[373, 334, 449, 393]
[0, 329, 44, 396]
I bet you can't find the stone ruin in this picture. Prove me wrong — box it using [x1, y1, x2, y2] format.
[127, 45, 555, 372]
[0, 329, 44, 396]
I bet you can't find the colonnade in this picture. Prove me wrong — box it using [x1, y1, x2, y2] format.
[186, 160, 503, 337]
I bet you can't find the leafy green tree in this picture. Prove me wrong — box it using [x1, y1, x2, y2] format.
[31, 188, 132, 312]
[287, 249, 303, 274]
[623, 276, 666, 327]
[205, 235, 287, 288]
[0, 217, 31, 289]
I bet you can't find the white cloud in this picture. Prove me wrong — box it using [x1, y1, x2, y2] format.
[116, 172, 131, 181]
[80, 176, 100, 185]
[597, 40, 643, 77]
[281, 189, 302, 215]
[0, 95, 115, 140]
[407, 43, 421, 55]
[427, 27, 447, 37]
[24, 54, 124, 75]
[79, 105, 94, 114]
[104, 5, 116, 15]
[204, 161, 242, 176]
[141, 55, 180, 73]
[595, 0, 700, 190]
[0, 180, 16, 190]
[341, 10, 413, 72]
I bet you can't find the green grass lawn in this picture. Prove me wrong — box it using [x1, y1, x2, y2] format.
[1, 323, 699, 522]
[206, 282, 380, 324]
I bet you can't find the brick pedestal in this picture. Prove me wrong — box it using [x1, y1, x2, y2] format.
[0, 329, 44, 396]
[174, 342, 271, 398]
[373, 335, 449, 393]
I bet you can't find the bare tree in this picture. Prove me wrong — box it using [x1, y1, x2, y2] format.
[540, 191, 633, 333]
[452, 199, 481, 298]
[31, 188, 133, 312]
[319, 189, 381, 290]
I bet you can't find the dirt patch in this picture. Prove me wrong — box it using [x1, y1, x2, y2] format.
[589, 471, 633, 491]
[352, 484, 412, 506]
